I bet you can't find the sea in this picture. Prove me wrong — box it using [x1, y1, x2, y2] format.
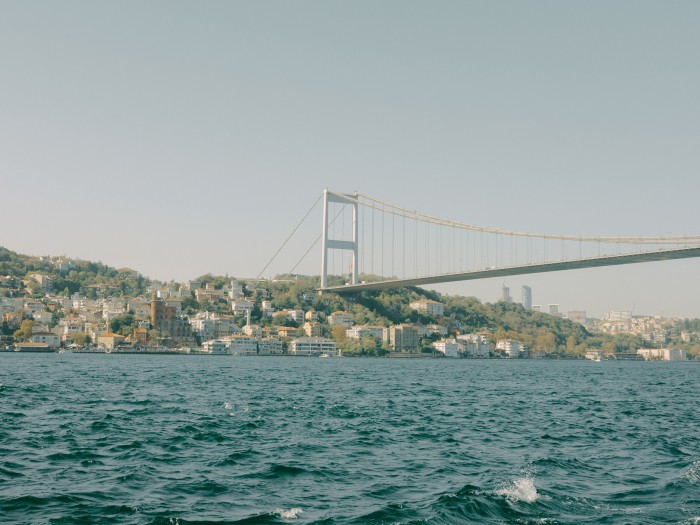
[1, 354, 699, 525]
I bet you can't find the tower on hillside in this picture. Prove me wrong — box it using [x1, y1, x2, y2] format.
[522, 286, 532, 310]
[500, 284, 512, 303]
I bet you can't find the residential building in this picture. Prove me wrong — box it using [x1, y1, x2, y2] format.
[303, 321, 323, 337]
[329, 311, 354, 328]
[457, 333, 492, 358]
[259, 337, 284, 355]
[346, 325, 388, 342]
[32, 310, 53, 325]
[409, 299, 445, 317]
[261, 300, 275, 318]
[433, 338, 460, 357]
[224, 335, 258, 355]
[243, 324, 263, 338]
[637, 348, 687, 361]
[150, 299, 196, 346]
[417, 324, 448, 338]
[31, 332, 60, 348]
[231, 298, 254, 316]
[202, 339, 228, 354]
[289, 337, 338, 356]
[97, 332, 126, 350]
[389, 324, 419, 352]
[496, 339, 525, 358]
[276, 326, 299, 339]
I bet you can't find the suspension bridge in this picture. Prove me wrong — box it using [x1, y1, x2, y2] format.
[258, 189, 700, 294]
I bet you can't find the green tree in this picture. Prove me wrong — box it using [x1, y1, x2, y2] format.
[13, 319, 34, 342]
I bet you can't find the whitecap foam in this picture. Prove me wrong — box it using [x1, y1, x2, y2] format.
[685, 459, 700, 483]
[496, 476, 539, 503]
[274, 507, 303, 519]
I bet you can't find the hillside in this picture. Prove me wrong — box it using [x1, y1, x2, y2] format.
[0, 246, 150, 299]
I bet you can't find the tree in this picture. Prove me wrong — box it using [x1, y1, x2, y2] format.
[72, 332, 90, 346]
[331, 325, 347, 345]
[13, 319, 34, 342]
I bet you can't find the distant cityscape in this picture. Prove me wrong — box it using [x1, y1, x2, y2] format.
[1, 249, 696, 362]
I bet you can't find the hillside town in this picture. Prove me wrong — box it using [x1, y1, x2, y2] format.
[0, 251, 697, 360]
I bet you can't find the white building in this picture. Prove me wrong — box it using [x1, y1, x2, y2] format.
[346, 325, 387, 342]
[496, 339, 525, 358]
[457, 334, 492, 358]
[433, 338, 460, 357]
[31, 332, 60, 348]
[243, 324, 263, 338]
[289, 337, 338, 356]
[202, 339, 228, 354]
[225, 335, 258, 356]
[261, 300, 276, 318]
[102, 298, 124, 321]
[417, 324, 448, 338]
[329, 311, 354, 328]
[259, 337, 284, 355]
[232, 299, 254, 316]
[496, 339, 527, 358]
[409, 299, 444, 317]
[287, 309, 305, 324]
[637, 348, 687, 361]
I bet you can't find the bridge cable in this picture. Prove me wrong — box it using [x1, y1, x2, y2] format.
[288, 204, 346, 277]
[255, 192, 323, 280]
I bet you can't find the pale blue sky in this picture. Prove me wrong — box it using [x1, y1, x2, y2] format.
[1, 1, 699, 317]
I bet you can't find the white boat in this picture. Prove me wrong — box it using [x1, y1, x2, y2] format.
[319, 353, 330, 358]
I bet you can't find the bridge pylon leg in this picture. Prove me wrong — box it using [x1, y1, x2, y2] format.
[320, 189, 359, 291]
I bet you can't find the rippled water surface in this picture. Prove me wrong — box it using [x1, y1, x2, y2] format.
[1, 355, 699, 524]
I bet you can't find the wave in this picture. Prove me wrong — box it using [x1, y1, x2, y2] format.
[495, 476, 539, 503]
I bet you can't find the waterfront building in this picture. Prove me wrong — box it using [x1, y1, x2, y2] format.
[150, 299, 196, 346]
[585, 350, 605, 361]
[389, 324, 419, 352]
[97, 332, 126, 350]
[202, 339, 228, 354]
[496, 339, 524, 358]
[432, 338, 460, 357]
[258, 337, 284, 355]
[224, 335, 258, 356]
[637, 348, 687, 361]
[289, 337, 338, 356]
[457, 333, 492, 357]
[31, 331, 60, 348]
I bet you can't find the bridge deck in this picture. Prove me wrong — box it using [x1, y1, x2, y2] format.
[319, 246, 700, 294]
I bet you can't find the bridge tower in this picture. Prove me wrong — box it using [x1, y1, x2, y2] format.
[320, 190, 359, 289]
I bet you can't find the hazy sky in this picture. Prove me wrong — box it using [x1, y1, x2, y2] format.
[2, 1, 699, 318]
